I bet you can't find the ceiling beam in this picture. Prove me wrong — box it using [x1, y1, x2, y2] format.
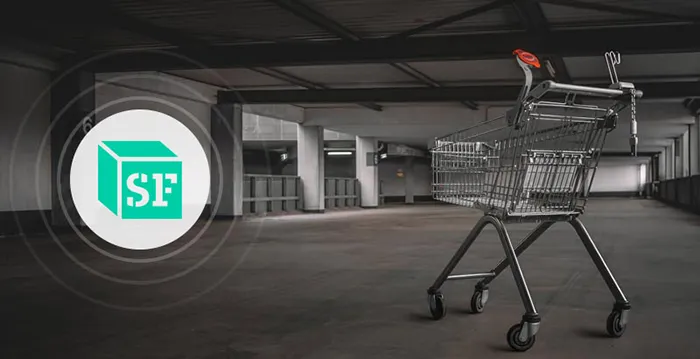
[105, 18, 194, 50]
[389, 0, 511, 39]
[0, 33, 77, 57]
[250, 67, 323, 89]
[536, 0, 700, 23]
[249, 67, 383, 111]
[267, 0, 361, 41]
[86, 23, 700, 72]
[78, 2, 220, 74]
[0, 2, 102, 53]
[265, 0, 383, 110]
[389, 63, 479, 110]
[267, 0, 449, 110]
[512, 0, 572, 83]
[85, 1, 384, 111]
[217, 81, 700, 104]
[159, 71, 227, 89]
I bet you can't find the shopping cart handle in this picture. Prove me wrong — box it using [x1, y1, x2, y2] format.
[513, 49, 541, 69]
[528, 80, 634, 100]
[508, 49, 540, 127]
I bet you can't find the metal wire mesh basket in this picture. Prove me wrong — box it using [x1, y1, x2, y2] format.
[432, 54, 641, 222]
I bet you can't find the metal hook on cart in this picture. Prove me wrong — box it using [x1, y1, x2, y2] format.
[605, 51, 621, 85]
[605, 51, 640, 156]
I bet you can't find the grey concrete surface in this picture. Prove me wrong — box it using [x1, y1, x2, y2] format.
[2, 199, 700, 358]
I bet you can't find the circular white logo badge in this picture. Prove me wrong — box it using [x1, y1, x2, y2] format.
[70, 109, 210, 250]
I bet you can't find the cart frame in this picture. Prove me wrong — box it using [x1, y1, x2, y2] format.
[425, 50, 639, 352]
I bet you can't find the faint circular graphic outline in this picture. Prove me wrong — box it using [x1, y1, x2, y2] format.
[9, 48, 268, 309]
[35, 97, 235, 285]
[37, 72, 225, 259]
[20, 213, 265, 311]
[55, 94, 221, 263]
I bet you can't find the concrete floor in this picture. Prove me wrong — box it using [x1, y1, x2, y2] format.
[3, 199, 700, 358]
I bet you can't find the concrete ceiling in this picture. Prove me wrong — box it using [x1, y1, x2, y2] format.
[30, 0, 695, 158]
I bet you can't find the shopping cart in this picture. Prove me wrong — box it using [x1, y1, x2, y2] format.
[426, 49, 642, 351]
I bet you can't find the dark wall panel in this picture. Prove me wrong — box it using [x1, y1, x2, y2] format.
[655, 175, 700, 214]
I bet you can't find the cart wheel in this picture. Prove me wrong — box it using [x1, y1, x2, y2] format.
[470, 290, 485, 314]
[507, 323, 536, 352]
[606, 310, 626, 337]
[428, 292, 446, 320]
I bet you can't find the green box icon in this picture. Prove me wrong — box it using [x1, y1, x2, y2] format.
[97, 141, 183, 219]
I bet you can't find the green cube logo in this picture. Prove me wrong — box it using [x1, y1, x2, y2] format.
[97, 141, 183, 219]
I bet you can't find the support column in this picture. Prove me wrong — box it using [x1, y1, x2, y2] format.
[51, 70, 94, 227]
[210, 103, 243, 218]
[356, 136, 379, 208]
[668, 140, 676, 179]
[659, 148, 666, 181]
[405, 157, 415, 204]
[298, 125, 324, 213]
[691, 117, 700, 176]
[681, 129, 690, 177]
[638, 163, 646, 196]
[673, 136, 682, 178]
[646, 159, 653, 198]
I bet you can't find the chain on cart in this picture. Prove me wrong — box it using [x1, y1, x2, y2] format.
[425, 49, 642, 352]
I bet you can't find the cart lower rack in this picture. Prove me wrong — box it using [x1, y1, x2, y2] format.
[425, 49, 640, 352]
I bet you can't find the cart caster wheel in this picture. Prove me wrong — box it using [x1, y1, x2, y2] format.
[470, 290, 486, 314]
[507, 323, 536, 352]
[428, 292, 446, 320]
[606, 310, 626, 337]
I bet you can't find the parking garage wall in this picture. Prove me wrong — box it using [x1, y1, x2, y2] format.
[589, 158, 646, 197]
[0, 59, 53, 216]
[95, 72, 215, 161]
[379, 157, 432, 202]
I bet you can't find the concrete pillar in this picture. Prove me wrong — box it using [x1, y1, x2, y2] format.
[659, 148, 666, 181]
[691, 117, 700, 175]
[674, 136, 682, 178]
[646, 160, 653, 197]
[681, 129, 690, 177]
[668, 140, 676, 179]
[297, 125, 324, 212]
[638, 163, 646, 196]
[405, 157, 415, 204]
[51, 70, 95, 227]
[210, 104, 243, 217]
[356, 136, 379, 208]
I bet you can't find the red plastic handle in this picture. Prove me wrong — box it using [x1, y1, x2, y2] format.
[513, 49, 541, 68]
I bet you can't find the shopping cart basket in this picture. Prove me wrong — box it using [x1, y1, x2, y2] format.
[426, 49, 642, 351]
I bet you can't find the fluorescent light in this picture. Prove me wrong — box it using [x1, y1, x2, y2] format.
[324, 148, 355, 151]
[327, 151, 353, 156]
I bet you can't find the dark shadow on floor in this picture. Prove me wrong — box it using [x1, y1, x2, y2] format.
[406, 312, 436, 322]
[486, 342, 515, 353]
[453, 308, 476, 315]
[574, 327, 610, 339]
